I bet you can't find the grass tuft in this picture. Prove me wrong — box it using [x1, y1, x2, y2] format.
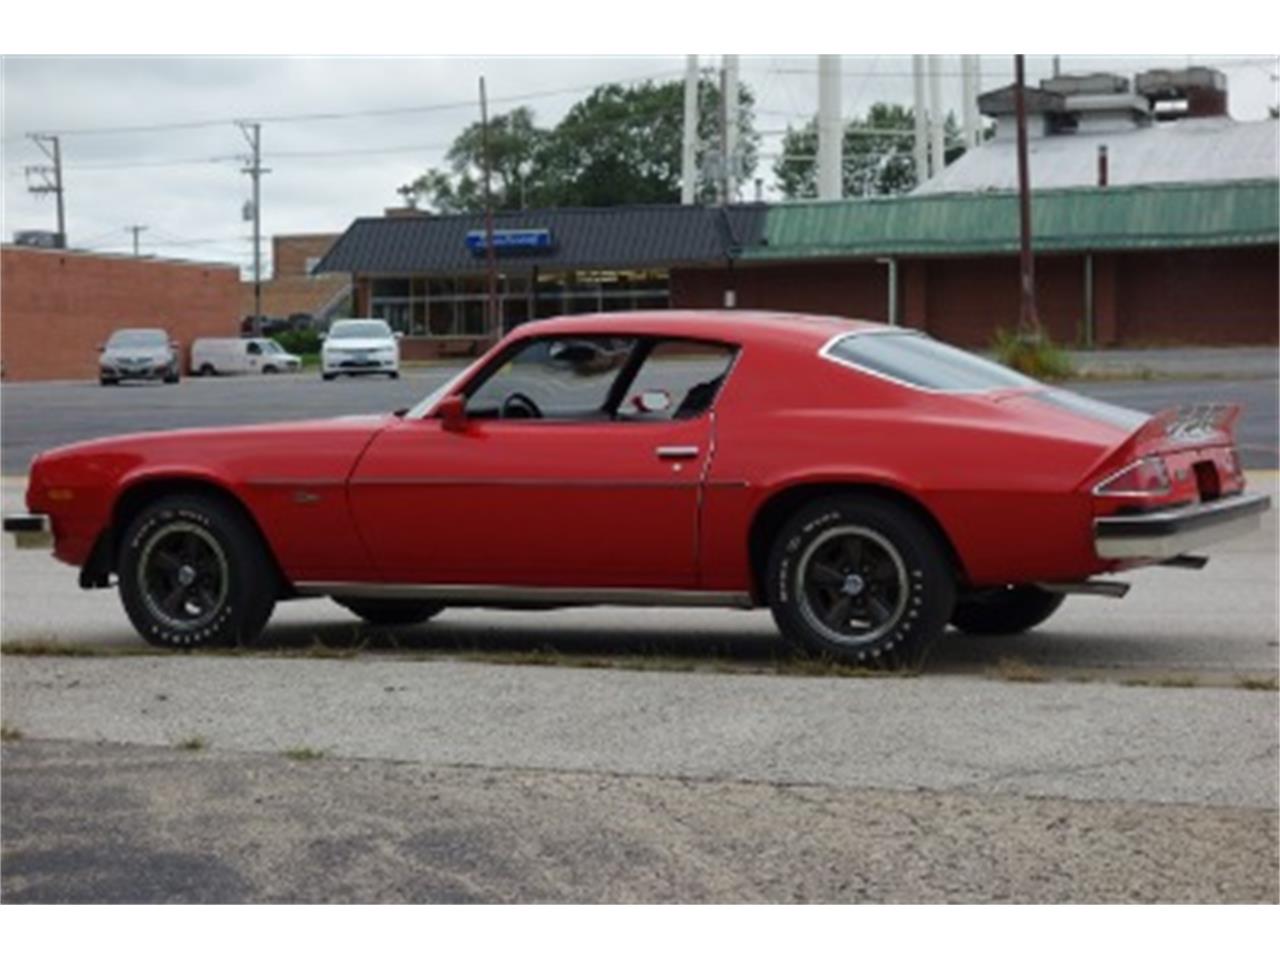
[175, 735, 208, 751]
[1, 724, 24, 742]
[1234, 675, 1279, 692]
[991, 328, 1074, 381]
[1120, 675, 1199, 689]
[283, 747, 326, 762]
[990, 657, 1049, 683]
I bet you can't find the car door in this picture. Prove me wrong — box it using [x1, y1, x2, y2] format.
[348, 335, 737, 590]
[244, 340, 262, 374]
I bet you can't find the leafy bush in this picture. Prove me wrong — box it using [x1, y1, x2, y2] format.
[272, 330, 322, 356]
[991, 328, 1074, 381]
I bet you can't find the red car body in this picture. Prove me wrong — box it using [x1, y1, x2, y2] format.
[7, 311, 1269, 662]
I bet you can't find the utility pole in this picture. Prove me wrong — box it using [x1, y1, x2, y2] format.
[126, 224, 148, 257]
[816, 55, 842, 200]
[237, 122, 269, 335]
[479, 76, 500, 341]
[25, 134, 66, 247]
[681, 55, 700, 204]
[1013, 54, 1041, 339]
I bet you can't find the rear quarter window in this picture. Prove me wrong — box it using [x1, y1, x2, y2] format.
[825, 332, 1036, 392]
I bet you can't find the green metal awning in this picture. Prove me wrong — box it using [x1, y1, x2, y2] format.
[744, 179, 1280, 260]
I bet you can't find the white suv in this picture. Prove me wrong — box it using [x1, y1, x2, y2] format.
[321, 319, 401, 380]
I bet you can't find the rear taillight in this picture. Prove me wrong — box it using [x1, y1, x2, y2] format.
[1093, 456, 1172, 497]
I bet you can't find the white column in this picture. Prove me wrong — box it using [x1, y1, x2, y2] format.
[723, 54, 739, 202]
[962, 55, 981, 148]
[817, 54, 842, 200]
[928, 55, 946, 177]
[681, 55, 699, 205]
[912, 55, 929, 182]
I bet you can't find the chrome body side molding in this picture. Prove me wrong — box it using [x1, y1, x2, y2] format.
[294, 582, 755, 609]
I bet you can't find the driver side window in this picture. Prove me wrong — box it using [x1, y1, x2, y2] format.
[465, 336, 638, 421]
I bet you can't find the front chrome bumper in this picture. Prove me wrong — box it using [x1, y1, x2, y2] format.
[1094, 493, 1271, 560]
[3, 512, 52, 549]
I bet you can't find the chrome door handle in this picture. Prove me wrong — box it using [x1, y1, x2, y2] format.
[656, 445, 699, 460]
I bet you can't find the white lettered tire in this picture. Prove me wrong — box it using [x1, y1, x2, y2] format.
[766, 496, 955, 669]
[117, 494, 277, 648]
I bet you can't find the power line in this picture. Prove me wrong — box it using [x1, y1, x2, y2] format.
[29, 70, 685, 138]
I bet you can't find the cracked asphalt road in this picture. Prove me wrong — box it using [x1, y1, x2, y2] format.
[2, 655, 1276, 902]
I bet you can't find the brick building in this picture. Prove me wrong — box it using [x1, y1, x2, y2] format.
[1, 246, 241, 381]
[317, 179, 1277, 354]
[240, 233, 350, 330]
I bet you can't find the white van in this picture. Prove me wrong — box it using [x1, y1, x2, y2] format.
[191, 338, 301, 376]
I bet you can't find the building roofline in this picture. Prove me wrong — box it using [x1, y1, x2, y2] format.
[1, 244, 242, 271]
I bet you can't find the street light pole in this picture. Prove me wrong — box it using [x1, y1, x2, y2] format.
[1013, 54, 1041, 339]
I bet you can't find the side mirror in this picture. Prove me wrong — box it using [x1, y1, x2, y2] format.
[438, 395, 468, 432]
[394, 331, 404, 340]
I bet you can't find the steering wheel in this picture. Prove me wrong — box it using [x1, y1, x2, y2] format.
[501, 391, 543, 420]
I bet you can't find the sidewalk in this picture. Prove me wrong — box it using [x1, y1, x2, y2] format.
[1064, 346, 1278, 380]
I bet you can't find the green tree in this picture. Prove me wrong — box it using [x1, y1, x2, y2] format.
[774, 103, 965, 200]
[404, 77, 760, 211]
[406, 106, 548, 213]
[539, 78, 759, 206]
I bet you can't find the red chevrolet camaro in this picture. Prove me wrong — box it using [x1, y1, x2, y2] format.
[4, 311, 1270, 666]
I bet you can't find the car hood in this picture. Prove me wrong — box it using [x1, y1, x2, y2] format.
[28, 414, 396, 512]
[323, 337, 396, 351]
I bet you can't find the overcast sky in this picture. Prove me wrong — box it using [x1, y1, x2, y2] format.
[2, 55, 1276, 276]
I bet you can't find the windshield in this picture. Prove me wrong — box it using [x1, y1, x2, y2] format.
[329, 321, 392, 340]
[107, 329, 167, 349]
[262, 340, 284, 354]
[825, 332, 1036, 392]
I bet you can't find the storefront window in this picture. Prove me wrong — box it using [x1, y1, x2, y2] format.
[367, 269, 671, 337]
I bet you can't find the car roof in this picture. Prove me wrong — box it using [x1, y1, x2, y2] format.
[509, 310, 890, 352]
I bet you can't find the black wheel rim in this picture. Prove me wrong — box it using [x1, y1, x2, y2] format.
[796, 525, 909, 646]
[137, 521, 229, 631]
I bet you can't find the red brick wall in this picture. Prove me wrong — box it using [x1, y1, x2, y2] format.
[673, 247, 1277, 347]
[1112, 247, 1279, 345]
[271, 234, 340, 278]
[1, 247, 242, 381]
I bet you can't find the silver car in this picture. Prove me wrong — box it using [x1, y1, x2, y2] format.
[99, 328, 181, 386]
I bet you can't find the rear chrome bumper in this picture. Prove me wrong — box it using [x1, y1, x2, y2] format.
[1094, 493, 1271, 560]
[3, 512, 52, 549]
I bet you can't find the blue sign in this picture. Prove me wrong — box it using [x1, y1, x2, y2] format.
[466, 228, 553, 254]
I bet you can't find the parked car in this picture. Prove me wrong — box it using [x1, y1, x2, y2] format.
[192, 338, 301, 376]
[4, 311, 1269, 665]
[98, 328, 181, 385]
[320, 319, 401, 380]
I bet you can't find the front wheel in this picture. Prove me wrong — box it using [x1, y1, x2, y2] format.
[950, 586, 1065, 635]
[766, 497, 955, 669]
[117, 494, 278, 648]
[322, 371, 336, 381]
[334, 597, 442, 626]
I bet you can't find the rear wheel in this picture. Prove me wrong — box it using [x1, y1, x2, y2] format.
[334, 597, 442, 626]
[117, 494, 277, 648]
[950, 586, 1065, 635]
[198, 363, 216, 377]
[766, 496, 955, 669]
[322, 372, 336, 381]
